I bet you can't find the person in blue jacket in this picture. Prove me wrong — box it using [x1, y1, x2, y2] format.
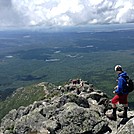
[107, 65, 129, 121]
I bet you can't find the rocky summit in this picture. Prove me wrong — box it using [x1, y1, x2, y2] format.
[0, 80, 134, 134]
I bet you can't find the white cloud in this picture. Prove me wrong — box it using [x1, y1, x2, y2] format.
[0, 0, 134, 27]
[89, 0, 104, 6]
[116, 1, 134, 23]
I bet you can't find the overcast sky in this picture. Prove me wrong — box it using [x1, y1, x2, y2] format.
[0, 0, 134, 28]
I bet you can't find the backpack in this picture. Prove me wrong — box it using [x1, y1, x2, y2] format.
[123, 76, 134, 93]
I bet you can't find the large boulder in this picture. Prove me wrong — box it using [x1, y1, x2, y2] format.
[55, 103, 109, 134]
[116, 117, 134, 134]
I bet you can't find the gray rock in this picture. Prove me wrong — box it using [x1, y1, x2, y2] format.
[116, 117, 134, 134]
[56, 93, 90, 108]
[88, 92, 107, 102]
[0, 81, 134, 134]
[1, 109, 17, 132]
[14, 109, 46, 134]
[56, 103, 109, 134]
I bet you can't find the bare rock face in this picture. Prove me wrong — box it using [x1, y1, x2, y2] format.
[0, 81, 134, 134]
[116, 117, 134, 134]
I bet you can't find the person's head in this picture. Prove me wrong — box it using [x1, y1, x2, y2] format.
[114, 65, 123, 74]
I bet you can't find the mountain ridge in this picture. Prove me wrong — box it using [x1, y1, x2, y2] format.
[0, 79, 134, 134]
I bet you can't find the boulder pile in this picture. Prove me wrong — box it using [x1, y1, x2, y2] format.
[0, 80, 134, 134]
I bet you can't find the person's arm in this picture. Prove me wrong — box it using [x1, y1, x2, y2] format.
[115, 77, 124, 94]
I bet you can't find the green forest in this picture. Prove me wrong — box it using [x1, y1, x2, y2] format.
[0, 30, 134, 120]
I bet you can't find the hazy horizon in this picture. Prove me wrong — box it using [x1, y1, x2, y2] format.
[1, 23, 134, 33]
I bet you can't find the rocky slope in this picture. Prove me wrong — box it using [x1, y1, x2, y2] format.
[0, 80, 134, 134]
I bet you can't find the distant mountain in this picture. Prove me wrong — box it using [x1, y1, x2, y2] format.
[0, 80, 134, 134]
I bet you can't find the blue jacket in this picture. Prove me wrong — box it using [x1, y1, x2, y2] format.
[115, 71, 129, 95]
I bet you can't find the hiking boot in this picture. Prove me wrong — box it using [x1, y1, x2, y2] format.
[106, 107, 117, 121]
[118, 112, 127, 118]
[118, 107, 128, 118]
[107, 113, 117, 121]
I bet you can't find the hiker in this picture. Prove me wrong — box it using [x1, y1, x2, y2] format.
[107, 65, 129, 121]
[72, 79, 77, 85]
[76, 88, 81, 95]
[72, 78, 81, 85]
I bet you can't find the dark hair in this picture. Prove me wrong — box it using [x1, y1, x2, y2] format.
[115, 65, 123, 71]
[116, 66, 122, 71]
